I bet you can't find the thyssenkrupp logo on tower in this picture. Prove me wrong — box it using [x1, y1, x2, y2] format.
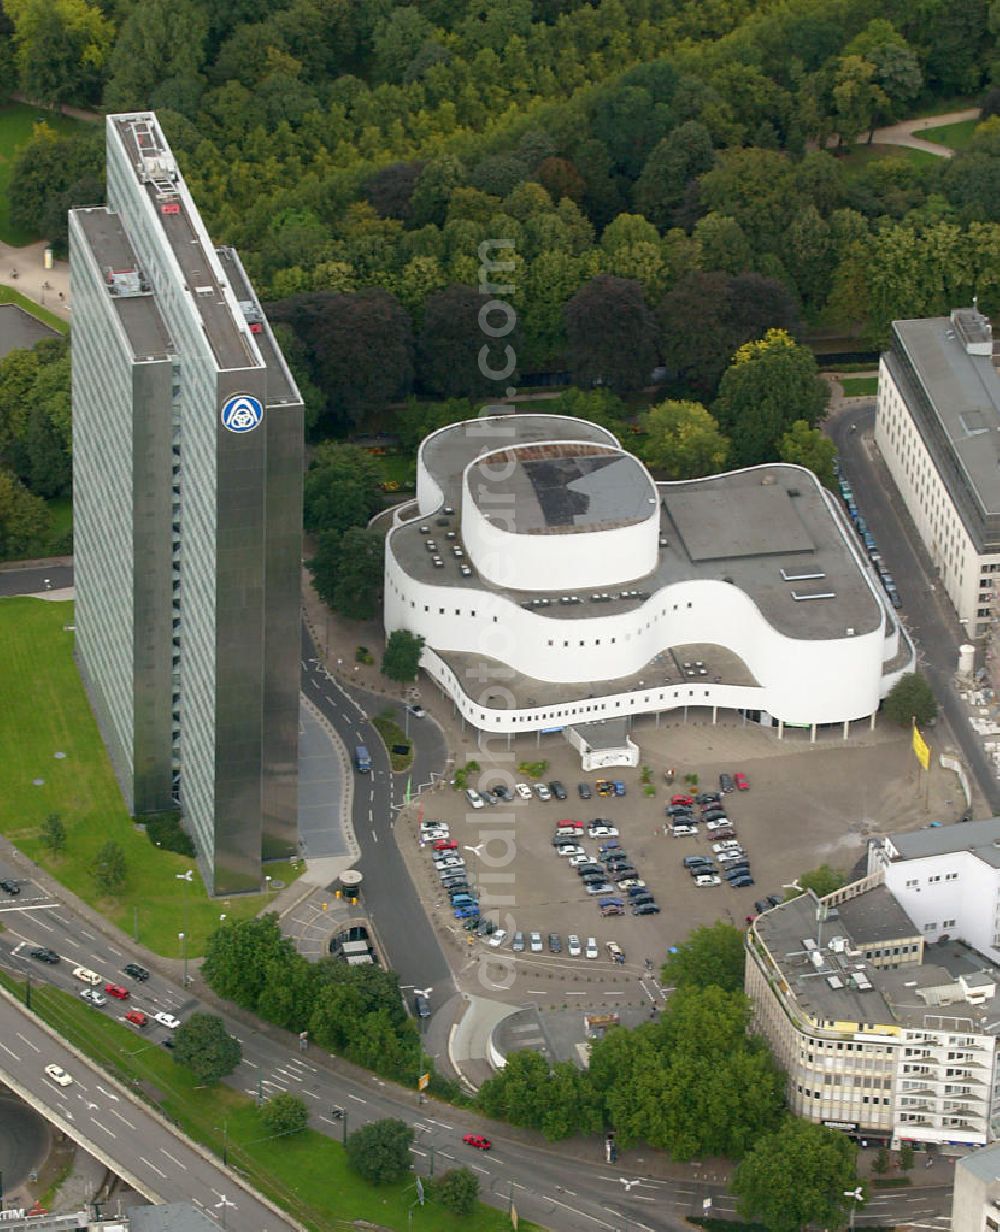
[221, 393, 263, 433]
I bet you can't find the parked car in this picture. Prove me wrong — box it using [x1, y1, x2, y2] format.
[713, 840, 742, 852]
[548, 933, 562, 953]
[730, 874, 755, 888]
[515, 783, 533, 800]
[549, 781, 568, 801]
[491, 785, 514, 802]
[588, 823, 619, 837]
[555, 820, 584, 832]
[734, 772, 750, 791]
[725, 866, 752, 881]
[630, 893, 657, 906]
[488, 929, 509, 948]
[719, 773, 735, 793]
[690, 864, 718, 877]
[666, 804, 694, 817]
[671, 824, 698, 837]
[683, 855, 711, 868]
[556, 845, 586, 858]
[767, 894, 783, 908]
[617, 877, 645, 890]
[606, 942, 625, 964]
[433, 839, 458, 852]
[671, 794, 694, 806]
[585, 937, 599, 959]
[529, 932, 544, 952]
[454, 905, 480, 919]
[512, 932, 526, 952]
[533, 782, 552, 801]
[465, 789, 485, 810]
[696, 792, 722, 805]
[577, 783, 593, 800]
[595, 780, 614, 797]
[577, 863, 604, 876]
[585, 882, 615, 895]
[569, 854, 591, 867]
[612, 780, 627, 796]
[567, 934, 582, 956]
[632, 902, 661, 916]
[626, 884, 650, 898]
[601, 902, 625, 916]
[705, 819, 732, 832]
[695, 874, 721, 887]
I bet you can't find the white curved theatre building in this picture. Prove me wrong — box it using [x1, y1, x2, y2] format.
[384, 414, 913, 738]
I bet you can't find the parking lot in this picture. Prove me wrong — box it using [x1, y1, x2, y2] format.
[396, 713, 963, 1001]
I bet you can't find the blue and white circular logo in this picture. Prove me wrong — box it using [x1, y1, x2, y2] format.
[221, 393, 263, 434]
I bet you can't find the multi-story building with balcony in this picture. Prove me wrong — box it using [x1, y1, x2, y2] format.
[746, 883, 1000, 1149]
[70, 113, 303, 893]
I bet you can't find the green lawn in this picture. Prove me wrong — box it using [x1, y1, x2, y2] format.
[840, 376, 878, 397]
[0, 283, 68, 333]
[379, 452, 417, 489]
[0, 103, 83, 246]
[921, 118, 980, 150]
[5, 973, 534, 1232]
[837, 142, 944, 172]
[0, 598, 301, 956]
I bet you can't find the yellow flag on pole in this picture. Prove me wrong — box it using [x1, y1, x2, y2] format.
[912, 720, 930, 772]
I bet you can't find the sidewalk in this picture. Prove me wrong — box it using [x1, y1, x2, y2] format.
[0, 239, 70, 321]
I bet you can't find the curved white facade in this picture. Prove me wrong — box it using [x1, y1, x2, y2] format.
[387, 415, 914, 735]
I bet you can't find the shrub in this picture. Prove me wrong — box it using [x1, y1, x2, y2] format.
[145, 813, 196, 857]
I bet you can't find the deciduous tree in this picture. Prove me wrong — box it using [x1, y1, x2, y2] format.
[713, 329, 828, 467]
[565, 274, 658, 392]
[381, 630, 425, 684]
[732, 1117, 860, 1232]
[201, 914, 297, 1010]
[637, 399, 729, 478]
[172, 1012, 243, 1085]
[303, 443, 384, 536]
[309, 527, 384, 621]
[660, 922, 745, 992]
[0, 467, 49, 561]
[41, 813, 66, 855]
[431, 1168, 479, 1216]
[884, 672, 938, 727]
[345, 1118, 414, 1185]
[260, 1092, 309, 1138]
[91, 840, 126, 897]
[778, 420, 838, 489]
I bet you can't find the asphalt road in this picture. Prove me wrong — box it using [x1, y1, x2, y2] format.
[0, 868, 953, 1232]
[0, 986, 294, 1231]
[301, 622, 455, 1013]
[830, 403, 1000, 814]
[0, 565, 73, 596]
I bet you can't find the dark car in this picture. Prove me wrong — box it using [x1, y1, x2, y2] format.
[696, 792, 722, 805]
[730, 875, 755, 888]
[630, 893, 656, 906]
[577, 782, 593, 800]
[719, 773, 735, 793]
[0, 879, 20, 896]
[476, 918, 497, 936]
[754, 900, 771, 915]
[549, 781, 568, 801]
[767, 894, 783, 908]
[577, 863, 604, 875]
[548, 933, 562, 953]
[689, 864, 717, 877]
[626, 885, 650, 898]
[30, 947, 59, 964]
[491, 785, 514, 802]
[123, 962, 150, 982]
[683, 855, 711, 868]
[632, 903, 661, 916]
[702, 808, 728, 823]
[725, 866, 751, 882]
[414, 992, 431, 1018]
[611, 866, 638, 880]
[666, 804, 694, 817]
[582, 871, 609, 883]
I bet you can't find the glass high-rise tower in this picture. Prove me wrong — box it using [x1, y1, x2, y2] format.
[70, 113, 303, 894]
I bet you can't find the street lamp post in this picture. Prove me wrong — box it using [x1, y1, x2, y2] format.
[176, 869, 193, 984]
[845, 1185, 864, 1232]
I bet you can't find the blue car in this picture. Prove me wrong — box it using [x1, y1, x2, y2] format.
[454, 905, 480, 919]
[598, 898, 624, 909]
[450, 893, 477, 906]
[612, 780, 626, 797]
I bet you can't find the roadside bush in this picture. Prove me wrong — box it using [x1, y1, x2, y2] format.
[145, 813, 196, 857]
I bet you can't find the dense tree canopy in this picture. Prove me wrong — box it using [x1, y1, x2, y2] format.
[884, 672, 939, 727]
[660, 922, 746, 992]
[565, 274, 659, 391]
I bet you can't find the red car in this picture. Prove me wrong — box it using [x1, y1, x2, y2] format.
[104, 983, 129, 1000]
[462, 1133, 491, 1151]
[671, 794, 694, 806]
[125, 1009, 148, 1028]
[734, 773, 750, 791]
[432, 839, 458, 851]
[556, 820, 584, 830]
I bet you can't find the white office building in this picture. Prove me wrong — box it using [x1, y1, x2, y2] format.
[746, 882, 1000, 1150]
[384, 413, 913, 740]
[868, 818, 1000, 965]
[875, 306, 1000, 637]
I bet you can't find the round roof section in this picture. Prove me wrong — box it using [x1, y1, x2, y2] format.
[468, 442, 657, 536]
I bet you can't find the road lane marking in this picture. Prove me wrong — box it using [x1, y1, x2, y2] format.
[96, 1085, 118, 1102]
[161, 1149, 186, 1169]
[91, 1120, 116, 1138]
[347, 1093, 367, 1103]
[0, 1042, 20, 1061]
[109, 1109, 136, 1129]
[468, 1164, 488, 1174]
[16, 1033, 40, 1053]
[242, 1059, 258, 1069]
[542, 1197, 615, 1229]
[80, 930, 95, 941]
[304, 1090, 319, 1100]
[410, 1148, 426, 1157]
[139, 1157, 166, 1178]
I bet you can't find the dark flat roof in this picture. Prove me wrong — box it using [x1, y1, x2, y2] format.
[73, 208, 172, 361]
[112, 116, 258, 373]
[0, 304, 59, 359]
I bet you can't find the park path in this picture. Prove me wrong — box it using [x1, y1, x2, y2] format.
[0, 238, 69, 321]
[862, 107, 981, 157]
